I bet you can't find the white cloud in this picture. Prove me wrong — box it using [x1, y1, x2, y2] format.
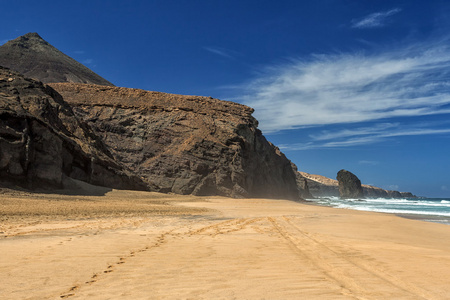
[277, 123, 450, 150]
[240, 41, 450, 136]
[442, 185, 449, 191]
[204, 46, 237, 59]
[351, 8, 401, 29]
[82, 58, 94, 65]
[310, 123, 399, 141]
[359, 160, 379, 166]
[387, 185, 399, 190]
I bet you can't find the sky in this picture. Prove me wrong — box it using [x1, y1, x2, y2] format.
[1, 0, 450, 197]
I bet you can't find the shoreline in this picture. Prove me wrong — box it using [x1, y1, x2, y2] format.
[302, 197, 450, 225]
[395, 213, 450, 225]
[1, 190, 450, 299]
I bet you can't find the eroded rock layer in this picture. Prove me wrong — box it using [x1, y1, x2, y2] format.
[50, 83, 301, 199]
[0, 66, 145, 190]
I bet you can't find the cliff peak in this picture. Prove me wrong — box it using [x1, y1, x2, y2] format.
[0, 32, 114, 86]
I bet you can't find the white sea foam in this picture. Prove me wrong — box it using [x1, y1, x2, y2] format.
[309, 196, 450, 221]
[335, 204, 450, 217]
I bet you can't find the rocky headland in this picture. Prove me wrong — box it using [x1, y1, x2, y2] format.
[0, 33, 309, 199]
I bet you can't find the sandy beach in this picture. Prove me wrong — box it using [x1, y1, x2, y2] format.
[1, 186, 450, 300]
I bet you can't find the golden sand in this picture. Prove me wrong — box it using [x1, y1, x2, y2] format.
[1, 187, 449, 299]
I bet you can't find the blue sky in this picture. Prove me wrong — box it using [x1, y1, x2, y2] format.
[1, 0, 450, 197]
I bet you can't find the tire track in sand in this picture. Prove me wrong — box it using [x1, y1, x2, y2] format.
[269, 216, 430, 300]
[186, 217, 265, 237]
[283, 216, 438, 299]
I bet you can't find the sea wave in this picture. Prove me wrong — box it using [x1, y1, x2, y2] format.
[308, 197, 450, 220]
[335, 204, 450, 217]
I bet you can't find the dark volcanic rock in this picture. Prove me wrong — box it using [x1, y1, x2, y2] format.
[0, 66, 145, 190]
[50, 83, 300, 200]
[336, 169, 364, 199]
[0, 33, 113, 86]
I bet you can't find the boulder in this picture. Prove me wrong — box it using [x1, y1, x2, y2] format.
[336, 169, 364, 199]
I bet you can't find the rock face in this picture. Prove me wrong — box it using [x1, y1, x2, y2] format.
[400, 192, 416, 198]
[0, 66, 145, 190]
[291, 163, 312, 199]
[336, 169, 364, 199]
[301, 172, 416, 199]
[49, 83, 301, 199]
[0, 33, 114, 86]
[300, 172, 340, 197]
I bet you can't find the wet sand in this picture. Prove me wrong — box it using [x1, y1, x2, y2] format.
[1, 187, 450, 299]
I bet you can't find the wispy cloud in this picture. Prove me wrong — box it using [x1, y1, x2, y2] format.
[240, 40, 450, 139]
[204, 46, 238, 59]
[387, 184, 399, 190]
[277, 123, 450, 150]
[359, 160, 380, 166]
[82, 58, 94, 65]
[351, 8, 401, 29]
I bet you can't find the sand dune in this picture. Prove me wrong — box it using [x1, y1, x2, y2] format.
[1, 189, 449, 299]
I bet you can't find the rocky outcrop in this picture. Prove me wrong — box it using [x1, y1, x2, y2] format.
[49, 83, 301, 199]
[300, 172, 417, 199]
[291, 163, 312, 199]
[400, 192, 416, 198]
[336, 169, 364, 199]
[300, 172, 340, 197]
[0, 66, 145, 190]
[0, 33, 114, 86]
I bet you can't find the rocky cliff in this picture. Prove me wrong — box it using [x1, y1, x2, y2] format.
[300, 172, 416, 199]
[0, 66, 145, 190]
[0, 32, 309, 200]
[0, 33, 113, 86]
[49, 83, 302, 199]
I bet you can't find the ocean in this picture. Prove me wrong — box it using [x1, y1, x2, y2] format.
[306, 197, 450, 225]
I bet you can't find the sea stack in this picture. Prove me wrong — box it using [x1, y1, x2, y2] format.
[336, 169, 364, 199]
